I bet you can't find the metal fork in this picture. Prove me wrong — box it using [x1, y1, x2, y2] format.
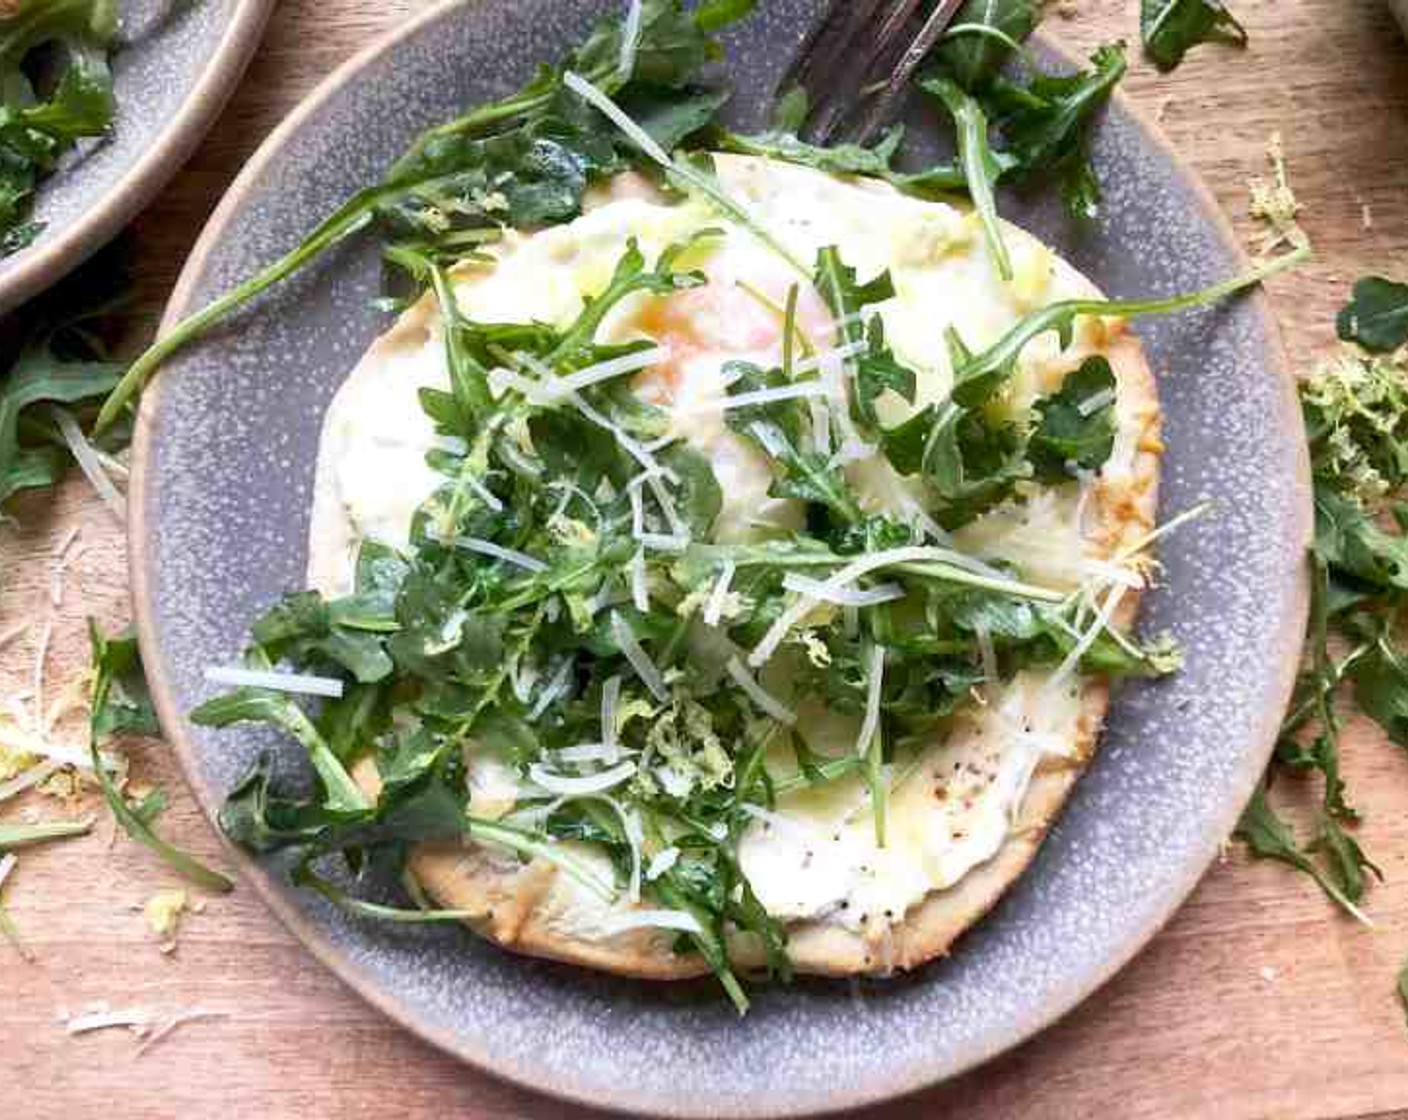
[778, 0, 965, 147]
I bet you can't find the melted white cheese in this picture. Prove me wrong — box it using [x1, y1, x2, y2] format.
[311, 154, 1120, 938]
[739, 670, 1083, 930]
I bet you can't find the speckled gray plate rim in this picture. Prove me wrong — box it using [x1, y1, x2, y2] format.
[130, 2, 1310, 1116]
[0, 0, 274, 314]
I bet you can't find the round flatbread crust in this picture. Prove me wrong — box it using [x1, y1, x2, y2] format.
[317, 212, 1162, 981]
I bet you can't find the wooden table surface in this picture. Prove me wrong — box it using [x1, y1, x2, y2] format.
[6, 1, 1408, 1117]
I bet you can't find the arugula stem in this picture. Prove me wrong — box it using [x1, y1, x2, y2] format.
[88, 727, 234, 892]
[953, 244, 1311, 405]
[0, 901, 29, 960]
[928, 79, 1012, 281]
[467, 816, 616, 901]
[892, 561, 1064, 602]
[89, 622, 235, 891]
[940, 23, 1038, 70]
[770, 756, 862, 796]
[0, 818, 93, 849]
[299, 866, 482, 922]
[95, 205, 377, 432]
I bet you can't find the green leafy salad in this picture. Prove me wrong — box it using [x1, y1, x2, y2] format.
[95, 0, 1297, 1009]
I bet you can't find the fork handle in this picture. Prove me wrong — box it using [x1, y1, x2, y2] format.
[852, 0, 966, 147]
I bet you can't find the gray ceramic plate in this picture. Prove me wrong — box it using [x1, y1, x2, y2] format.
[0, 0, 273, 314]
[130, 2, 1309, 1115]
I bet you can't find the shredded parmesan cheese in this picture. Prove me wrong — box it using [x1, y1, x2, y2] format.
[203, 666, 344, 699]
[645, 846, 679, 880]
[52, 407, 126, 523]
[780, 573, 905, 607]
[601, 907, 703, 936]
[600, 675, 621, 758]
[618, 0, 644, 80]
[527, 760, 637, 796]
[725, 657, 797, 725]
[701, 559, 737, 627]
[526, 345, 668, 402]
[855, 644, 886, 757]
[611, 612, 668, 702]
[0, 758, 63, 803]
[637, 531, 690, 553]
[454, 537, 548, 572]
[527, 657, 575, 721]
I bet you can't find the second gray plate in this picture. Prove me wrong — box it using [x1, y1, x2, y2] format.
[0, 0, 273, 314]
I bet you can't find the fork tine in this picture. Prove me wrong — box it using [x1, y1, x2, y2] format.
[849, 0, 927, 82]
[798, 0, 923, 144]
[847, 0, 966, 147]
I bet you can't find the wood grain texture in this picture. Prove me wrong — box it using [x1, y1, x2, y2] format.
[4, 1, 1408, 1117]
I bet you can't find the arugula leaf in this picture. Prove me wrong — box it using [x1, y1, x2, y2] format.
[881, 398, 1028, 528]
[1349, 636, 1408, 749]
[984, 42, 1127, 220]
[1233, 784, 1366, 919]
[88, 628, 159, 742]
[659, 441, 722, 536]
[1141, 0, 1248, 72]
[551, 235, 709, 362]
[1336, 276, 1408, 354]
[1312, 488, 1408, 594]
[812, 245, 897, 426]
[1028, 356, 1117, 481]
[218, 754, 344, 854]
[921, 78, 1013, 281]
[87, 621, 235, 892]
[852, 317, 915, 428]
[250, 591, 395, 684]
[721, 359, 861, 525]
[0, 323, 123, 510]
[712, 122, 967, 196]
[928, 0, 1039, 92]
[815, 247, 895, 318]
[810, 244, 925, 447]
[1312, 816, 1381, 903]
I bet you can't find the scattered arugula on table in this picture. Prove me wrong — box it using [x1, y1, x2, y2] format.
[89, 621, 235, 892]
[0, 787, 93, 960]
[0, 817, 93, 849]
[1234, 278, 1408, 936]
[0, 248, 133, 518]
[0, 0, 119, 255]
[1337, 276, 1408, 354]
[1140, 0, 1247, 72]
